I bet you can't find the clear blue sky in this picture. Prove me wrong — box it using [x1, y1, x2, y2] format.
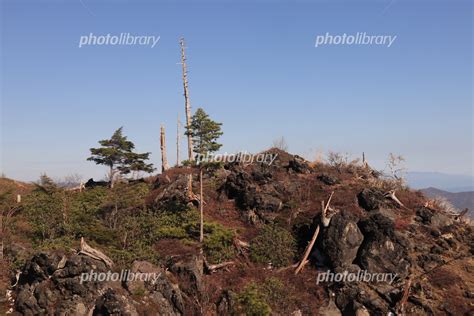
[1, 0, 472, 181]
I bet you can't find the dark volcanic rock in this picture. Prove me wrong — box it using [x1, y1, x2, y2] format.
[320, 210, 364, 269]
[356, 213, 411, 280]
[224, 164, 284, 220]
[416, 207, 434, 225]
[153, 175, 192, 210]
[15, 252, 193, 316]
[357, 188, 392, 211]
[287, 156, 312, 174]
[93, 289, 138, 316]
[317, 174, 340, 186]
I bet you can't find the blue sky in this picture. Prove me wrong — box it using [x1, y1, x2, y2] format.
[1, 0, 472, 181]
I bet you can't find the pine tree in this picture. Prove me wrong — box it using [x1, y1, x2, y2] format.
[87, 127, 154, 184]
[186, 108, 223, 157]
[185, 108, 223, 243]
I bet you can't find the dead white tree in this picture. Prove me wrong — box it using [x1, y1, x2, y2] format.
[160, 124, 169, 172]
[176, 113, 181, 166]
[295, 192, 335, 275]
[180, 38, 195, 200]
[199, 169, 204, 243]
[179, 37, 194, 162]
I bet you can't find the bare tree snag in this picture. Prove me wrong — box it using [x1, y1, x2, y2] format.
[179, 37, 194, 162]
[160, 124, 169, 172]
[79, 237, 114, 268]
[180, 38, 194, 198]
[362, 152, 369, 168]
[295, 192, 335, 275]
[199, 168, 204, 243]
[321, 191, 335, 227]
[176, 113, 181, 166]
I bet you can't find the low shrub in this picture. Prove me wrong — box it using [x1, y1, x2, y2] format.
[234, 283, 271, 316]
[250, 225, 296, 268]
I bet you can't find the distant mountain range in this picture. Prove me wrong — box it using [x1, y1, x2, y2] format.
[420, 187, 473, 212]
[406, 171, 474, 192]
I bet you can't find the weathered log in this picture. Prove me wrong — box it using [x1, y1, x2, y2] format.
[385, 190, 405, 208]
[207, 261, 235, 272]
[79, 237, 114, 268]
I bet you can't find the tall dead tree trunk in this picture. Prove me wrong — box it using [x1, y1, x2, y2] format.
[160, 124, 169, 172]
[180, 37, 194, 162]
[180, 38, 195, 198]
[176, 113, 181, 167]
[199, 168, 204, 243]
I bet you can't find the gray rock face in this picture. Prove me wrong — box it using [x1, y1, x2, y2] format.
[321, 210, 364, 269]
[15, 253, 107, 315]
[93, 289, 138, 316]
[14, 253, 196, 316]
[355, 213, 411, 280]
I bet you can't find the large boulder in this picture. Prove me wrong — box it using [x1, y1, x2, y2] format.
[224, 165, 284, 220]
[93, 289, 138, 316]
[125, 261, 185, 316]
[14, 253, 194, 316]
[357, 188, 394, 211]
[15, 253, 108, 315]
[153, 175, 192, 210]
[320, 211, 364, 269]
[287, 156, 312, 174]
[355, 213, 411, 280]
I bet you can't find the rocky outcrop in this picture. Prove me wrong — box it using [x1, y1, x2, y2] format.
[223, 164, 284, 222]
[356, 213, 411, 280]
[320, 210, 364, 270]
[14, 253, 198, 316]
[357, 188, 395, 211]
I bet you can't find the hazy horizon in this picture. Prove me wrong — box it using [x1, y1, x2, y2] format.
[1, 0, 472, 181]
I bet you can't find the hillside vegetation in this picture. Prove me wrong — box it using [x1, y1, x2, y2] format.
[0, 150, 473, 315]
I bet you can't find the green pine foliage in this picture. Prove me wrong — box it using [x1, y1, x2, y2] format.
[87, 127, 154, 179]
[186, 108, 223, 156]
[250, 225, 296, 268]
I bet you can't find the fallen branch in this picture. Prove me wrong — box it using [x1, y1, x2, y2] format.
[385, 190, 405, 208]
[79, 237, 114, 268]
[203, 255, 235, 273]
[234, 238, 250, 249]
[207, 261, 235, 272]
[294, 192, 335, 275]
[294, 225, 320, 275]
[396, 277, 412, 315]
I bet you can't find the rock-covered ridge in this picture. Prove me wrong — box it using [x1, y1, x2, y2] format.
[6, 149, 474, 315]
